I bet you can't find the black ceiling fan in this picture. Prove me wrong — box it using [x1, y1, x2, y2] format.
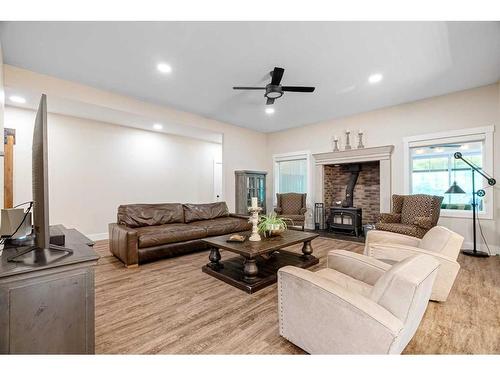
[233, 67, 315, 105]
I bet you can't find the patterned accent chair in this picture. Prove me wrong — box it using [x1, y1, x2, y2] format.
[376, 194, 443, 239]
[275, 193, 307, 230]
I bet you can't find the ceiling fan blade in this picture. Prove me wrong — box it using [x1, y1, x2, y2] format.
[266, 98, 275, 105]
[233, 87, 265, 90]
[270, 67, 284, 86]
[282, 86, 315, 92]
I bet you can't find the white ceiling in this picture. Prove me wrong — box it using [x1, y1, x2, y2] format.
[1, 21, 499, 133]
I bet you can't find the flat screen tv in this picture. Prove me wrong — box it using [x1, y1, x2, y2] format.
[8, 94, 72, 263]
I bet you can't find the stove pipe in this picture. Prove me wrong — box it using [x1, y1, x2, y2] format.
[341, 164, 361, 207]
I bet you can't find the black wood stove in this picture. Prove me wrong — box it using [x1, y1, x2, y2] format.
[326, 163, 363, 237]
[327, 207, 362, 237]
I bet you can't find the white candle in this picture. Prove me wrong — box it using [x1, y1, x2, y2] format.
[358, 129, 363, 135]
[334, 135, 338, 141]
[345, 129, 350, 134]
[251, 197, 258, 209]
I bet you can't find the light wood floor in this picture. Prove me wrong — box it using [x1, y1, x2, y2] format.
[94, 237, 500, 354]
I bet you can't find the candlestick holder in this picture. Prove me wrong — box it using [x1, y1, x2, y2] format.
[344, 131, 352, 150]
[357, 132, 365, 149]
[333, 138, 340, 152]
[248, 206, 263, 241]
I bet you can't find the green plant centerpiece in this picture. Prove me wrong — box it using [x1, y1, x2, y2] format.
[258, 212, 289, 237]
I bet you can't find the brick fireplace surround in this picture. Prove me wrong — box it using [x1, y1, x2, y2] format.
[311, 145, 394, 229]
[324, 162, 380, 224]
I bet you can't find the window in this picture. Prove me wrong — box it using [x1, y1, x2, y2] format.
[410, 141, 484, 212]
[273, 151, 311, 205]
[404, 126, 494, 219]
[276, 158, 308, 194]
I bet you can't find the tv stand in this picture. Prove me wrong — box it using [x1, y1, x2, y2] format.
[0, 225, 99, 354]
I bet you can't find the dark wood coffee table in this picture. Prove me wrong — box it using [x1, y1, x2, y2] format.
[201, 230, 319, 294]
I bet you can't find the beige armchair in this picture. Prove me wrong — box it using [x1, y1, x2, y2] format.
[275, 193, 307, 230]
[364, 226, 463, 302]
[278, 250, 439, 354]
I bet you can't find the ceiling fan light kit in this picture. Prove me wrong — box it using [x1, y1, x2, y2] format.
[233, 67, 315, 105]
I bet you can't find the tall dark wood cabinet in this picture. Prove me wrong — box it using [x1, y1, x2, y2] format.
[235, 170, 267, 215]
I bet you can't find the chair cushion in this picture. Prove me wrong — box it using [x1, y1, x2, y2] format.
[277, 214, 305, 226]
[400, 195, 432, 225]
[183, 202, 229, 223]
[118, 203, 184, 228]
[188, 217, 251, 236]
[375, 222, 423, 238]
[136, 223, 207, 248]
[315, 268, 372, 297]
[278, 193, 306, 215]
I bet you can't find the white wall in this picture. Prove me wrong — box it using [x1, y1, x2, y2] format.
[0, 42, 4, 208]
[267, 83, 500, 253]
[6, 106, 222, 238]
[4, 65, 269, 213]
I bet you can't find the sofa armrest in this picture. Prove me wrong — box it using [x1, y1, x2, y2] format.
[364, 230, 421, 255]
[278, 266, 403, 354]
[327, 250, 391, 285]
[299, 207, 307, 215]
[379, 213, 401, 223]
[274, 207, 283, 215]
[229, 213, 250, 220]
[108, 223, 139, 267]
[368, 243, 460, 302]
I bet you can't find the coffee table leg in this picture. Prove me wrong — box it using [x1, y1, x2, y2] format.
[243, 258, 258, 282]
[208, 247, 223, 270]
[301, 240, 313, 258]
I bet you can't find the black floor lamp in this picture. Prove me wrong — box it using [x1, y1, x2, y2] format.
[445, 152, 496, 257]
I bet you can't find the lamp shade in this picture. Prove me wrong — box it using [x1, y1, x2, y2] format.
[445, 181, 466, 194]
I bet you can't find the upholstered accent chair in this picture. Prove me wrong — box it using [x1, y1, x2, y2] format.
[376, 194, 443, 238]
[275, 193, 307, 230]
[278, 250, 439, 354]
[364, 226, 464, 302]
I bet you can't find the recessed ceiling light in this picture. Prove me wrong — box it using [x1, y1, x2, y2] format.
[153, 123, 163, 130]
[9, 95, 26, 104]
[368, 73, 383, 84]
[157, 63, 172, 74]
[265, 107, 275, 115]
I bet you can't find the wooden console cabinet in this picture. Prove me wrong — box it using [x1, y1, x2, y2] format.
[0, 226, 99, 354]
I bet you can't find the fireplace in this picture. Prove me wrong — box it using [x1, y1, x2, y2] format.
[327, 207, 362, 236]
[322, 161, 380, 237]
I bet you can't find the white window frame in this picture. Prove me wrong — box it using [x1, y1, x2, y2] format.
[272, 151, 312, 207]
[403, 126, 494, 220]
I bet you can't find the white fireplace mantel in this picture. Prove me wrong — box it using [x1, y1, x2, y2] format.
[311, 145, 395, 223]
[312, 145, 394, 165]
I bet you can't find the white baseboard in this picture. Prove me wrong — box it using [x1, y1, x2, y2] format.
[87, 232, 109, 241]
[462, 241, 500, 256]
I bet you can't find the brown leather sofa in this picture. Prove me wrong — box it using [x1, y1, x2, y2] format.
[109, 202, 251, 267]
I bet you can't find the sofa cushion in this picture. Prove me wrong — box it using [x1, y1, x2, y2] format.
[136, 223, 207, 248]
[188, 216, 251, 236]
[118, 203, 184, 228]
[183, 202, 229, 223]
